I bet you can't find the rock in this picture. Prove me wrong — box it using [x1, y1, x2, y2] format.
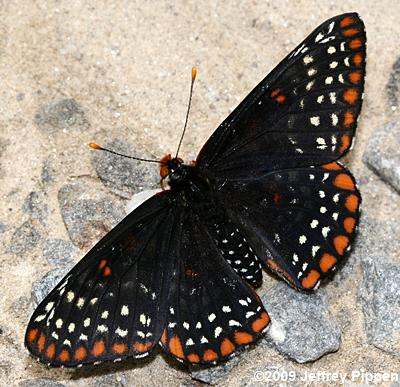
[58, 182, 125, 249]
[42, 239, 74, 267]
[359, 258, 400, 357]
[362, 121, 400, 194]
[34, 98, 89, 132]
[22, 191, 48, 224]
[31, 267, 71, 307]
[261, 283, 341, 363]
[0, 222, 6, 233]
[91, 138, 160, 196]
[19, 379, 66, 387]
[9, 221, 41, 255]
[191, 357, 240, 385]
[387, 56, 400, 111]
[41, 160, 55, 184]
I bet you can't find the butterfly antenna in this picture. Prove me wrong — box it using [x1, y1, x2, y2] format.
[175, 67, 197, 158]
[88, 143, 163, 164]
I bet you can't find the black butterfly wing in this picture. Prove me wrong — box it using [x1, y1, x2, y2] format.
[216, 162, 360, 290]
[25, 191, 178, 366]
[159, 210, 270, 365]
[196, 13, 366, 179]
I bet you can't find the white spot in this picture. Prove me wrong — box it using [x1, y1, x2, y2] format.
[300, 99, 304, 109]
[344, 57, 350, 67]
[297, 271, 303, 279]
[68, 323, 75, 333]
[317, 95, 324, 104]
[309, 174, 315, 180]
[115, 327, 128, 337]
[295, 148, 304, 154]
[200, 336, 209, 344]
[51, 332, 59, 340]
[222, 305, 231, 313]
[222, 239, 228, 243]
[327, 21, 335, 33]
[329, 92, 337, 104]
[320, 206, 327, 214]
[239, 299, 248, 306]
[303, 55, 313, 64]
[186, 338, 195, 346]
[312, 245, 320, 257]
[302, 262, 308, 271]
[169, 307, 174, 315]
[90, 297, 98, 305]
[34, 314, 46, 322]
[140, 283, 148, 293]
[196, 322, 202, 329]
[76, 298, 85, 308]
[240, 268, 248, 273]
[332, 212, 339, 221]
[101, 311, 109, 319]
[246, 311, 255, 318]
[310, 219, 319, 229]
[330, 61, 338, 69]
[340, 41, 346, 51]
[338, 74, 344, 83]
[97, 324, 108, 333]
[293, 253, 299, 262]
[321, 36, 335, 43]
[228, 250, 234, 255]
[319, 190, 326, 198]
[308, 68, 317, 76]
[327, 46, 336, 54]
[45, 302, 54, 312]
[183, 322, 190, 330]
[310, 116, 320, 126]
[306, 80, 315, 90]
[139, 314, 146, 325]
[317, 137, 326, 145]
[299, 235, 307, 244]
[331, 113, 339, 126]
[315, 32, 324, 42]
[84, 318, 91, 327]
[63, 339, 71, 347]
[79, 333, 88, 341]
[234, 260, 242, 264]
[137, 331, 145, 338]
[168, 322, 176, 328]
[66, 291, 74, 302]
[214, 327, 223, 338]
[322, 226, 331, 237]
[325, 76, 333, 85]
[229, 320, 241, 327]
[121, 305, 129, 316]
[55, 319, 63, 328]
[208, 313, 216, 322]
[333, 193, 340, 203]
[322, 172, 330, 182]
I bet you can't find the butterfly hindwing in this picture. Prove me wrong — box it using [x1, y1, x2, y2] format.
[160, 212, 270, 365]
[196, 13, 366, 179]
[25, 192, 177, 366]
[218, 162, 360, 290]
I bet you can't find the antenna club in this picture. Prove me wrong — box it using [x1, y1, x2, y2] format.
[89, 142, 102, 150]
[191, 67, 197, 81]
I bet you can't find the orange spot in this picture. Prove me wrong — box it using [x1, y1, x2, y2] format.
[220, 338, 235, 356]
[349, 71, 362, 84]
[319, 253, 337, 273]
[333, 173, 355, 191]
[234, 331, 253, 345]
[342, 28, 360, 37]
[113, 343, 128, 354]
[133, 341, 152, 352]
[91, 340, 105, 357]
[98, 259, 107, 270]
[267, 259, 295, 285]
[276, 95, 286, 103]
[45, 343, 56, 359]
[169, 335, 185, 359]
[301, 269, 321, 289]
[322, 162, 342, 170]
[203, 349, 218, 362]
[343, 217, 356, 233]
[74, 346, 87, 361]
[251, 312, 270, 333]
[187, 353, 201, 363]
[344, 111, 354, 128]
[339, 134, 351, 153]
[160, 329, 167, 345]
[353, 53, 363, 66]
[89, 142, 102, 150]
[340, 15, 355, 28]
[345, 194, 359, 212]
[349, 39, 362, 50]
[188, 160, 196, 167]
[271, 88, 281, 97]
[334, 235, 350, 255]
[159, 154, 172, 178]
[27, 328, 38, 344]
[103, 267, 111, 276]
[58, 349, 70, 362]
[343, 89, 358, 104]
[37, 333, 46, 353]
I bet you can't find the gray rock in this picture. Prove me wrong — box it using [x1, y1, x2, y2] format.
[261, 283, 341, 363]
[35, 98, 89, 132]
[58, 182, 125, 249]
[22, 191, 48, 224]
[31, 267, 71, 307]
[41, 160, 55, 184]
[42, 239, 74, 267]
[359, 258, 400, 357]
[91, 138, 160, 196]
[387, 56, 400, 111]
[9, 221, 41, 255]
[0, 222, 6, 233]
[191, 356, 240, 385]
[362, 121, 400, 193]
[19, 379, 66, 387]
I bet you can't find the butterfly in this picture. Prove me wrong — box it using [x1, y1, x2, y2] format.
[26, 13, 365, 367]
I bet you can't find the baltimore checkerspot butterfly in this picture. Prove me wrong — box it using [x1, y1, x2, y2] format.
[26, 13, 365, 367]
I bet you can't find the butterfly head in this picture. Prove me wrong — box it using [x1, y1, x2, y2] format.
[159, 154, 187, 184]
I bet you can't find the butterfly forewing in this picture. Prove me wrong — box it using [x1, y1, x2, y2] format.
[196, 13, 366, 179]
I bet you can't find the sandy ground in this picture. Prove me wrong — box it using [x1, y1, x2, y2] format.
[0, 1, 399, 386]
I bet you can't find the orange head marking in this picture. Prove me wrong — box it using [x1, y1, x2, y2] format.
[191, 67, 197, 81]
[89, 142, 102, 150]
[159, 154, 172, 178]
